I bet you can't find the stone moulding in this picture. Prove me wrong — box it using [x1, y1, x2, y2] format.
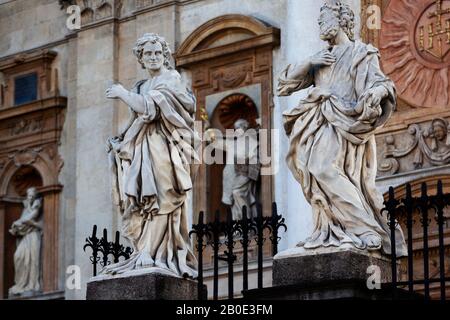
[175, 14, 280, 67]
[378, 117, 450, 176]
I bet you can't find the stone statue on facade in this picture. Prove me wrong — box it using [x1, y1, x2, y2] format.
[104, 33, 200, 277]
[206, 118, 259, 220]
[9, 187, 42, 296]
[278, 2, 407, 255]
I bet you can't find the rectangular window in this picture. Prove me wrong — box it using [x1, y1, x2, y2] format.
[14, 73, 38, 106]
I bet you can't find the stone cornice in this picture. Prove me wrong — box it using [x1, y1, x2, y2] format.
[0, 50, 57, 73]
[0, 96, 67, 121]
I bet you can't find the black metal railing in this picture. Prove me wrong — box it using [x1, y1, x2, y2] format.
[383, 180, 450, 301]
[84, 225, 133, 276]
[189, 202, 287, 300]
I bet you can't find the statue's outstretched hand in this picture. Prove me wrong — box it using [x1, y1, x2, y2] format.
[106, 83, 127, 99]
[310, 49, 336, 67]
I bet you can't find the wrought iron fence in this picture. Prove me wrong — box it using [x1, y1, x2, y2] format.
[189, 202, 286, 300]
[83, 225, 133, 276]
[383, 180, 450, 301]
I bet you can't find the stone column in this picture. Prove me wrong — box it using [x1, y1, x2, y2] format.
[41, 186, 62, 292]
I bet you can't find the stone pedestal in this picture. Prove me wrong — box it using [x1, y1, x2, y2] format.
[272, 246, 392, 287]
[243, 246, 421, 300]
[86, 268, 205, 300]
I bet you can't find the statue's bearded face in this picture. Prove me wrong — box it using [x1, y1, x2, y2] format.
[318, 10, 340, 41]
[142, 41, 164, 72]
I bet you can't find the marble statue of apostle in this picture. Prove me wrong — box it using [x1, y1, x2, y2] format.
[9, 187, 42, 296]
[278, 2, 406, 255]
[105, 33, 200, 277]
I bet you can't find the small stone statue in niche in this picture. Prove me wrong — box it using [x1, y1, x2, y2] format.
[206, 118, 260, 220]
[9, 187, 42, 296]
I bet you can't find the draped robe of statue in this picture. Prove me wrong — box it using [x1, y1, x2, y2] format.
[107, 69, 200, 277]
[9, 197, 42, 295]
[279, 40, 407, 255]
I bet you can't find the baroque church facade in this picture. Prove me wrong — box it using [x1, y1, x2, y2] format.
[0, 0, 448, 299]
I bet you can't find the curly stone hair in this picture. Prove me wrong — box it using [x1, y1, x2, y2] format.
[320, 1, 355, 41]
[133, 33, 174, 70]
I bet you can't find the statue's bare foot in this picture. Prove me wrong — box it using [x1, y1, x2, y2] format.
[361, 233, 382, 250]
[136, 252, 154, 267]
[102, 254, 138, 275]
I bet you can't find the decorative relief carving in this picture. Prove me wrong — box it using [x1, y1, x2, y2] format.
[41, 145, 65, 173]
[95, 0, 113, 20]
[192, 70, 207, 87]
[135, 0, 171, 10]
[58, 0, 122, 22]
[81, 7, 94, 25]
[136, 0, 153, 8]
[380, 0, 450, 109]
[211, 65, 252, 91]
[415, 0, 450, 65]
[378, 118, 450, 175]
[9, 118, 44, 136]
[8, 148, 43, 168]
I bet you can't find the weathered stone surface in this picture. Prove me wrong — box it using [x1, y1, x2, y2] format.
[241, 247, 414, 300]
[86, 270, 204, 300]
[272, 247, 392, 287]
[243, 280, 422, 300]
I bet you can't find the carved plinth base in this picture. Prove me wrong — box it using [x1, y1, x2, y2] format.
[244, 246, 422, 300]
[272, 246, 392, 287]
[86, 268, 205, 300]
